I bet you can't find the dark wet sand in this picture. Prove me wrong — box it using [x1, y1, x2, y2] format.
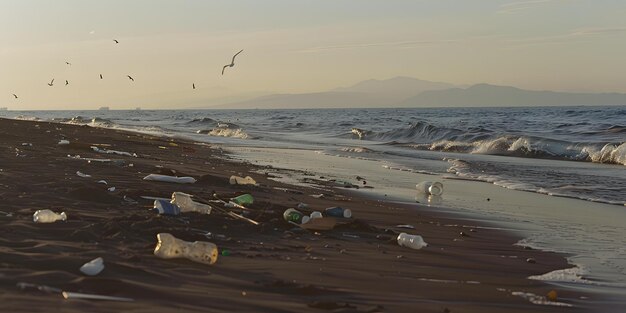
[0, 118, 587, 312]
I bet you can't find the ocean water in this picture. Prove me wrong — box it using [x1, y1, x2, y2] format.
[3, 106, 626, 306]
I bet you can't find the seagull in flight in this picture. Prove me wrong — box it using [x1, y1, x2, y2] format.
[222, 49, 243, 75]
[192, 83, 195, 90]
[65, 80, 69, 86]
[12, 94, 18, 99]
[66, 62, 71, 66]
[127, 75, 134, 82]
[99, 74, 103, 79]
[113, 39, 119, 44]
[48, 79, 54, 86]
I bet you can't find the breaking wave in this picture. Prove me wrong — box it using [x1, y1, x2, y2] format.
[351, 122, 626, 166]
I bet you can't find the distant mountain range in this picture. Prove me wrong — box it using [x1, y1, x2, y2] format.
[210, 77, 626, 109]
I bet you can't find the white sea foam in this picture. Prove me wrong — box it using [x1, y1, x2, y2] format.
[207, 128, 250, 139]
[511, 291, 573, 307]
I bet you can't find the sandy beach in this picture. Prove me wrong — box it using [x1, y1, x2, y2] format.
[0, 117, 590, 312]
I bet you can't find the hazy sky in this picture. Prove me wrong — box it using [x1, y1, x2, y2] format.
[2, 0, 626, 109]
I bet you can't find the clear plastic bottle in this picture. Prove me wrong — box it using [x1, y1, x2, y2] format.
[397, 232, 428, 250]
[33, 209, 67, 223]
[171, 192, 212, 214]
[415, 181, 444, 196]
[153, 233, 218, 265]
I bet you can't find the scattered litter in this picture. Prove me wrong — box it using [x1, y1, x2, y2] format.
[143, 174, 196, 184]
[526, 258, 537, 264]
[153, 200, 181, 216]
[297, 203, 309, 210]
[229, 175, 257, 186]
[310, 211, 323, 219]
[323, 207, 352, 218]
[76, 171, 91, 178]
[547, 290, 558, 301]
[154, 233, 218, 265]
[230, 194, 253, 206]
[80, 257, 105, 276]
[397, 233, 428, 250]
[310, 194, 326, 199]
[284, 208, 310, 224]
[107, 187, 116, 192]
[62, 291, 134, 302]
[395, 224, 415, 229]
[140, 196, 170, 201]
[58, 140, 70, 145]
[17, 282, 62, 294]
[97, 180, 108, 185]
[416, 181, 444, 196]
[91, 146, 137, 157]
[33, 209, 67, 223]
[171, 192, 212, 214]
[21, 143, 32, 146]
[68, 155, 112, 163]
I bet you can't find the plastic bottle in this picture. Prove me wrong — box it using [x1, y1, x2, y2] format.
[283, 208, 310, 224]
[153, 200, 181, 216]
[415, 181, 444, 196]
[230, 194, 253, 206]
[229, 175, 256, 185]
[143, 174, 197, 184]
[323, 207, 352, 218]
[153, 233, 218, 265]
[397, 232, 428, 250]
[33, 209, 67, 223]
[171, 192, 212, 214]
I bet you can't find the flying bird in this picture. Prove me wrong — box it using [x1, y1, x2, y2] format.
[12, 94, 18, 99]
[65, 62, 71, 66]
[99, 74, 103, 79]
[127, 75, 134, 82]
[48, 79, 54, 86]
[192, 83, 195, 90]
[65, 80, 69, 86]
[222, 49, 243, 75]
[113, 39, 119, 44]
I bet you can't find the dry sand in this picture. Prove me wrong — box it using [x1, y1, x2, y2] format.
[0, 118, 586, 312]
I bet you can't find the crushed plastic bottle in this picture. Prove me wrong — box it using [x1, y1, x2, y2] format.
[397, 232, 428, 250]
[283, 208, 310, 224]
[310, 211, 323, 219]
[229, 175, 257, 186]
[171, 192, 212, 215]
[416, 181, 444, 196]
[143, 174, 197, 184]
[33, 209, 67, 223]
[153, 233, 218, 265]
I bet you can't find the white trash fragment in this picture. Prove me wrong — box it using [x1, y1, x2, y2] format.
[229, 175, 257, 186]
[107, 187, 116, 192]
[416, 181, 444, 196]
[97, 180, 108, 185]
[80, 257, 105, 276]
[397, 232, 428, 250]
[33, 209, 67, 223]
[62, 291, 133, 302]
[58, 140, 70, 145]
[91, 146, 137, 157]
[21, 143, 32, 146]
[310, 211, 323, 219]
[76, 171, 91, 178]
[143, 174, 196, 184]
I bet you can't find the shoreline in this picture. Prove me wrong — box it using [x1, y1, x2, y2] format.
[0, 117, 590, 312]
